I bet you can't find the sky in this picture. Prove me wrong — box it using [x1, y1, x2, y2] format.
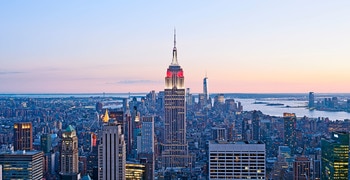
[1, 1, 350, 93]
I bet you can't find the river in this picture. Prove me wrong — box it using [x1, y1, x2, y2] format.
[235, 98, 350, 121]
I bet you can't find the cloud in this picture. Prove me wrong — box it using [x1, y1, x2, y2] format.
[0, 71, 25, 75]
[109, 80, 162, 84]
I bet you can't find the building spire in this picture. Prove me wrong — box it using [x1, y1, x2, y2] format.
[174, 28, 176, 48]
[171, 28, 178, 66]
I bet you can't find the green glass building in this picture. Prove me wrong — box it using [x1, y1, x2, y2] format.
[321, 132, 349, 180]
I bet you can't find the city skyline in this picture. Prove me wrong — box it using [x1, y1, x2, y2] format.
[1, 1, 350, 93]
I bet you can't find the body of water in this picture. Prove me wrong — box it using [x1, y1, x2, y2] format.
[236, 98, 350, 121]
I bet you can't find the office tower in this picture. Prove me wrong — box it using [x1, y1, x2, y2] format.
[198, 93, 207, 109]
[125, 162, 146, 180]
[109, 110, 125, 130]
[140, 116, 154, 154]
[133, 107, 141, 157]
[213, 94, 225, 111]
[211, 127, 227, 141]
[0, 150, 43, 179]
[98, 121, 126, 180]
[41, 133, 52, 153]
[186, 88, 193, 107]
[125, 110, 133, 158]
[321, 132, 349, 179]
[208, 141, 265, 179]
[293, 156, 311, 180]
[283, 113, 296, 154]
[252, 110, 260, 141]
[13, 122, 33, 151]
[242, 118, 252, 141]
[225, 99, 237, 111]
[203, 75, 209, 104]
[96, 102, 103, 112]
[139, 116, 155, 179]
[161, 31, 189, 168]
[308, 92, 315, 108]
[60, 125, 80, 179]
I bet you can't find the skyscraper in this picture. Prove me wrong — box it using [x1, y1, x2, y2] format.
[293, 156, 311, 180]
[208, 141, 266, 179]
[60, 125, 80, 179]
[41, 133, 52, 153]
[203, 75, 208, 102]
[252, 110, 260, 141]
[0, 150, 44, 179]
[308, 92, 315, 109]
[140, 116, 154, 154]
[321, 132, 349, 179]
[161, 31, 189, 168]
[283, 113, 296, 154]
[13, 122, 33, 151]
[98, 121, 126, 180]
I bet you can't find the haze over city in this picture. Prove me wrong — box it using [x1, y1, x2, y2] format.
[1, 1, 350, 93]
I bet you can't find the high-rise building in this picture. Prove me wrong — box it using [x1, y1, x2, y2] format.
[60, 125, 80, 179]
[283, 113, 296, 154]
[125, 162, 146, 180]
[242, 118, 252, 141]
[41, 133, 52, 153]
[98, 121, 126, 180]
[321, 132, 349, 179]
[208, 141, 266, 179]
[293, 156, 311, 180]
[132, 107, 141, 157]
[203, 75, 209, 104]
[252, 110, 260, 141]
[211, 127, 227, 141]
[13, 122, 33, 151]
[140, 116, 154, 154]
[308, 92, 315, 109]
[161, 31, 189, 168]
[0, 150, 43, 179]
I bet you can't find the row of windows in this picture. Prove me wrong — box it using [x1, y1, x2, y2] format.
[210, 160, 265, 163]
[210, 176, 264, 179]
[210, 153, 265, 156]
[210, 156, 265, 160]
[210, 166, 265, 169]
[210, 170, 265, 173]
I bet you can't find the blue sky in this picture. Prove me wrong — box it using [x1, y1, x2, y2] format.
[1, 1, 350, 93]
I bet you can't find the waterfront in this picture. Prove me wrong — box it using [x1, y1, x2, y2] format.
[1, 93, 350, 121]
[237, 98, 350, 121]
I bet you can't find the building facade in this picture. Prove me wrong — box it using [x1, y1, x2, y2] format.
[60, 125, 80, 179]
[308, 92, 315, 108]
[321, 132, 349, 179]
[140, 116, 154, 154]
[0, 150, 43, 180]
[98, 121, 126, 180]
[13, 122, 33, 151]
[208, 141, 266, 179]
[293, 156, 311, 180]
[283, 113, 296, 154]
[161, 31, 189, 168]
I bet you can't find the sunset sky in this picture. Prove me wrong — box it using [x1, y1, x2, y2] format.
[1, 1, 350, 93]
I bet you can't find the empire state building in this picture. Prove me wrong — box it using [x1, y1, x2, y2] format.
[161, 31, 190, 168]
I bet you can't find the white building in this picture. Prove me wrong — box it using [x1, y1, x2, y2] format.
[209, 141, 265, 180]
[98, 121, 126, 180]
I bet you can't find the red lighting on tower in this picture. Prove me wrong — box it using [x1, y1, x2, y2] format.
[177, 70, 183, 77]
[167, 70, 172, 78]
